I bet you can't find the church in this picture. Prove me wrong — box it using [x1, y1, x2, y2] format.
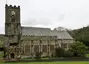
[4, 4, 73, 59]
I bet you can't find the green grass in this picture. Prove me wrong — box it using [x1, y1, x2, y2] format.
[1, 61, 89, 64]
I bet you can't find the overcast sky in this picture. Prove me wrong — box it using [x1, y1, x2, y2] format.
[0, 0, 89, 34]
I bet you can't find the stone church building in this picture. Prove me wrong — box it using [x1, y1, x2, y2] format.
[4, 4, 73, 59]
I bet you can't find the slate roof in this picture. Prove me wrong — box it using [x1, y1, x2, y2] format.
[21, 27, 73, 39]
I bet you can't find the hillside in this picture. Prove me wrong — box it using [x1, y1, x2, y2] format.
[0, 34, 5, 47]
[68, 26, 89, 46]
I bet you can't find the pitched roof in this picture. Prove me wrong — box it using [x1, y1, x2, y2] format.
[52, 30, 73, 39]
[21, 26, 73, 39]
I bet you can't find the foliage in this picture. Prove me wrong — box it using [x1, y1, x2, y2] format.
[68, 26, 89, 47]
[0, 52, 4, 58]
[35, 52, 42, 60]
[0, 34, 4, 47]
[63, 50, 73, 57]
[85, 54, 89, 58]
[0, 41, 3, 47]
[55, 47, 65, 57]
[55, 47, 74, 57]
[69, 41, 88, 57]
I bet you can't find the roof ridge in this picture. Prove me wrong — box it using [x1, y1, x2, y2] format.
[21, 26, 51, 29]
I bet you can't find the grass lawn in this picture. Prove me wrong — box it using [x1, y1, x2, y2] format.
[1, 61, 89, 64]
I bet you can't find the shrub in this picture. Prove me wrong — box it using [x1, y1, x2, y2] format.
[69, 41, 88, 57]
[35, 52, 42, 60]
[55, 47, 65, 57]
[63, 50, 73, 57]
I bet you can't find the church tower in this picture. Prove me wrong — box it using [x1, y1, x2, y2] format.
[5, 4, 21, 59]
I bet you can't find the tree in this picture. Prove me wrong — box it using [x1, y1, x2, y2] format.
[68, 26, 89, 47]
[0, 41, 3, 47]
[69, 41, 87, 57]
[55, 47, 65, 57]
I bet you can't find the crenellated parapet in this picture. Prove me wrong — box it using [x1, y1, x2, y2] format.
[5, 4, 20, 9]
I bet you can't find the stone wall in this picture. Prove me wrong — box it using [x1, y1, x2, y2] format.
[20, 36, 73, 58]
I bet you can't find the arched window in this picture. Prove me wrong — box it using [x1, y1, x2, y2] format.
[25, 44, 30, 55]
[34, 45, 39, 52]
[50, 45, 55, 52]
[11, 15, 15, 22]
[10, 53, 15, 59]
[42, 45, 47, 53]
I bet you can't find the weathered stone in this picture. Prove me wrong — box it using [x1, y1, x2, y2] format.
[4, 4, 73, 60]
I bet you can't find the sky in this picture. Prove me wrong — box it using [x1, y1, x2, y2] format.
[0, 0, 89, 34]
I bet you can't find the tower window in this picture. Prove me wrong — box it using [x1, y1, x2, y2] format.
[11, 15, 15, 22]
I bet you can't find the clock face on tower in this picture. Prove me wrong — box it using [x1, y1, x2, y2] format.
[11, 11, 15, 15]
